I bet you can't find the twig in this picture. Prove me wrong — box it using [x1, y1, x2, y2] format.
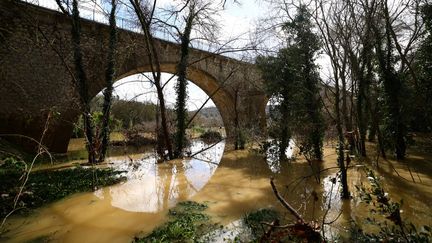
[189, 156, 219, 165]
[261, 221, 296, 229]
[325, 209, 343, 225]
[270, 177, 304, 223]
[189, 139, 224, 158]
[0, 113, 53, 230]
[287, 165, 363, 192]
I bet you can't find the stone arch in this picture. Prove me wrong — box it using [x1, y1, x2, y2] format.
[0, 1, 268, 153]
[90, 62, 236, 139]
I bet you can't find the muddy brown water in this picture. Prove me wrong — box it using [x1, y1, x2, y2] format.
[2, 139, 432, 242]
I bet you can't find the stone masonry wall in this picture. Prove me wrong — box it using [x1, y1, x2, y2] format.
[0, 0, 267, 153]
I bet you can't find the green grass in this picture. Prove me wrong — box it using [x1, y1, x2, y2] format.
[135, 201, 220, 243]
[0, 158, 125, 218]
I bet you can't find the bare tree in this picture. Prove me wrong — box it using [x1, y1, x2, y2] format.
[157, 0, 222, 157]
[314, 0, 350, 198]
[129, 0, 174, 160]
[371, 0, 424, 159]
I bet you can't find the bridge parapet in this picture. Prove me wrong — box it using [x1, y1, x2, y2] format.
[20, 0, 248, 60]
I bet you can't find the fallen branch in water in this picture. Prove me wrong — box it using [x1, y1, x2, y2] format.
[268, 177, 322, 242]
[189, 139, 224, 158]
[270, 177, 304, 223]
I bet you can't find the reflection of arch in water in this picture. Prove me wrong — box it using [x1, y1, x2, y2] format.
[183, 140, 225, 191]
[102, 141, 225, 213]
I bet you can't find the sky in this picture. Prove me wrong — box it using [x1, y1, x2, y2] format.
[111, 0, 267, 110]
[33, 0, 267, 110]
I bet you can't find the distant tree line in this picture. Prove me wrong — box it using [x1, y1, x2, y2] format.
[90, 95, 157, 129]
[73, 95, 221, 138]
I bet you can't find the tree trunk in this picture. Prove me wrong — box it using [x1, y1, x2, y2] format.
[233, 88, 244, 150]
[130, 0, 173, 160]
[156, 83, 173, 159]
[71, 0, 96, 163]
[304, 62, 323, 161]
[99, 0, 117, 162]
[372, 5, 406, 160]
[335, 69, 350, 199]
[279, 126, 289, 161]
[341, 58, 352, 132]
[174, 10, 193, 158]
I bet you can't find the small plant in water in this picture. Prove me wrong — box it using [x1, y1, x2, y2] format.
[353, 168, 432, 242]
[135, 201, 220, 243]
[243, 208, 280, 239]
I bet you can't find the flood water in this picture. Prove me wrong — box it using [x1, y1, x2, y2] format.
[2, 139, 432, 242]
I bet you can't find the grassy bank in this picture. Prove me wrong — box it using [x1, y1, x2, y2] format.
[0, 158, 125, 219]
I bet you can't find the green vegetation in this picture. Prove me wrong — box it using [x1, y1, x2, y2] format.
[89, 96, 157, 131]
[72, 112, 122, 138]
[135, 201, 220, 243]
[257, 5, 324, 161]
[98, 0, 118, 162]
[243, 208, 280, 239]
[173, 2, 194, 159]
[413, 3, 432, 132]
[190, 126, 206, 136]
[351, 168, 432, 241]
[0, 157, 125, 218]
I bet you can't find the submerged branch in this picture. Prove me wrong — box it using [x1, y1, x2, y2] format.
[270, 177, 304, 223]
[189, 139, 224, 158]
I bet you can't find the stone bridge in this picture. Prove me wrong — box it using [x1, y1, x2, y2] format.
[0, 0, 267, 153]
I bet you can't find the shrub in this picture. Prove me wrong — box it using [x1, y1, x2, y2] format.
[200, 131, 223, 144]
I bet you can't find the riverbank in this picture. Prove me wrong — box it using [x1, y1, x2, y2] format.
[0, 160, 125, 221]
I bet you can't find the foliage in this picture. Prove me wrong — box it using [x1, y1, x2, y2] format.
[234, 128, 247, 150]
[92, 112, 122, 134]
[135, 201, 220, 243]
[243, 208, 280, 238]
[173, 4, 194, 158]
[257, 5, 324, 161]
[121, 126, 156, 147]
[99, 0, 118, 162]
[412, 3, 432, 132]
[0, 157, 27, 173]
[90, 96, 157, 130]
[72, 112, 122, 139]
[191, 126, 206, 135]
[354, 169, 432, 242]
[200, 130, 223, 144]
[0, 161, 125, 218]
